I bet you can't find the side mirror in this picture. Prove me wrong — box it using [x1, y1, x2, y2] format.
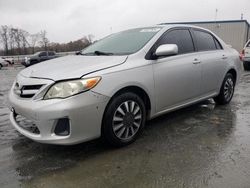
[155, 44, 178, 58]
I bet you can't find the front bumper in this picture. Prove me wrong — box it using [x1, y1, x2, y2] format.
[8, 89, 110, 145]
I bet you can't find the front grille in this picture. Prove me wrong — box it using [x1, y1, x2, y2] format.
[20, 94, 36, 98]
[22, 85, 43, 90]
[15, 114, 40, 134]
[14, 84, 43, 98]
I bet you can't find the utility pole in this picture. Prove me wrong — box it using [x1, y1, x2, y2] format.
[215, 9, 218, 23]
[214, 9, 220, 29]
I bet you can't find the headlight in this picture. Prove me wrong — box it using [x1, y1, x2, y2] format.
[44, 77, 101, 99]
[25, 57, 30, 64]
[25, 57, 30, 61]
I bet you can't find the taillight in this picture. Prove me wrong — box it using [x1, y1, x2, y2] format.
[240, 49, 245, 61]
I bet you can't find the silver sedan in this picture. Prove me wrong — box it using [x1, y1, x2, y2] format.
[8, 25, 242, 146]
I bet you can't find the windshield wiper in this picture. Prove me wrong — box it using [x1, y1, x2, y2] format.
[81, 51, 114, 56]
[94, 51, 114, 56]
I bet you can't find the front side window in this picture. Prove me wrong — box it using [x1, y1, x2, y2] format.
[193, 30, 217, 51]
[157, 29, 195, 54]
[81, 27, 162, 55]
[39, 52, 47, 57]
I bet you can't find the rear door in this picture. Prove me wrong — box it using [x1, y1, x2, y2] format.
[48, 51, 56, 60]
[152, 28, 202, 112]
[191, 29, 227, 95]
[39, 52, 48, 62]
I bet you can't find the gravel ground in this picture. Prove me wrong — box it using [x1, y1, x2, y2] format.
[1, 66, 250, 188]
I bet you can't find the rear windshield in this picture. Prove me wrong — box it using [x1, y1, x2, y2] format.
[81, 27, 162, 55]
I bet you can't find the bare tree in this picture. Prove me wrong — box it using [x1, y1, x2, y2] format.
[0, 25, 10, 55]
[29, 33, 40, 54]
[11, 28, 22, 55]
[39, 30, 49, 50]
[8, 27, 16, 54]
[19, 29, 30, 54]
[0, 25, 92, 56]
[87, 34, 94, 43]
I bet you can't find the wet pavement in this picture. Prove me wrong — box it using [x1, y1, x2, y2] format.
[1, 66, 250, 188]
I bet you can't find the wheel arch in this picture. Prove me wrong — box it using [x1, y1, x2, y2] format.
[102, 85, 152, 123]
[227, 68, 237, 83]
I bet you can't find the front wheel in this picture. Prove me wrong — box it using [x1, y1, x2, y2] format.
[214, 73, 235, 105]
[102, 92, 146, 147]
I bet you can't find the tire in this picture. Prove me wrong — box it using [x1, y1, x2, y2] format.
[243, 61, 250, 71]
[214, 73, 235, 105]
[102, 92, 146, 147]
[0, 64, 2, 69]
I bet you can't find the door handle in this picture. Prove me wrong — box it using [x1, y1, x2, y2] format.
[222, 55, 228, 60]
[193, 59, 201, 65]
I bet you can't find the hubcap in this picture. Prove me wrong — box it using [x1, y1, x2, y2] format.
[224, 78, 234, 101]
[112, 100, 142, 140]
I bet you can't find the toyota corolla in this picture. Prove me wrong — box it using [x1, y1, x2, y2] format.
[8, 25, 242, 146]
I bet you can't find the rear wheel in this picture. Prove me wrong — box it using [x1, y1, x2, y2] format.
[243, 61, 250, 71]
[214, 73, 235, 105]
[102, 92, 146, 147]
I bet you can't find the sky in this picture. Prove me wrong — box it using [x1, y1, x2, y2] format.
[0, 0, 249, 43]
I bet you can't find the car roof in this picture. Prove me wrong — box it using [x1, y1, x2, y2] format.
[139, 24, 215, 34]
[159, 24, 213, 31]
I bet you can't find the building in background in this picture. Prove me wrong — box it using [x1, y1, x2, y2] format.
[162, 20, 250, 52]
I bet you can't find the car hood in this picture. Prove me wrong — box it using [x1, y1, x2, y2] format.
[20, 55, 128, 81]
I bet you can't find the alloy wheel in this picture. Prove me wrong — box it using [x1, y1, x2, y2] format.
[224, 77, 234, 102]
[112, 100, 142, 140]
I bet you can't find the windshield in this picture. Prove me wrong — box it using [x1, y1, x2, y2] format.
[34, 52, 41, 55]
[81, 27, 162, 55]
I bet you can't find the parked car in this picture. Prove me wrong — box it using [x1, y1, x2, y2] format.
[8, 25, 242, 146]
[0, 58, 9, 69]
[22, 51, 59, 67]
[1, 57, 14, 65]
[241, 39, 250, 70]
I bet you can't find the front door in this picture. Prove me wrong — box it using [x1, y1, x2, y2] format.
[152, 29, 202, 112]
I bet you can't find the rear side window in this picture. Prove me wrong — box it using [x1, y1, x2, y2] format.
[48, 52, 55, 56]
[214, 38, 223, 49]
[193, 30, 217, 51]
[158, 29, 195, 54]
